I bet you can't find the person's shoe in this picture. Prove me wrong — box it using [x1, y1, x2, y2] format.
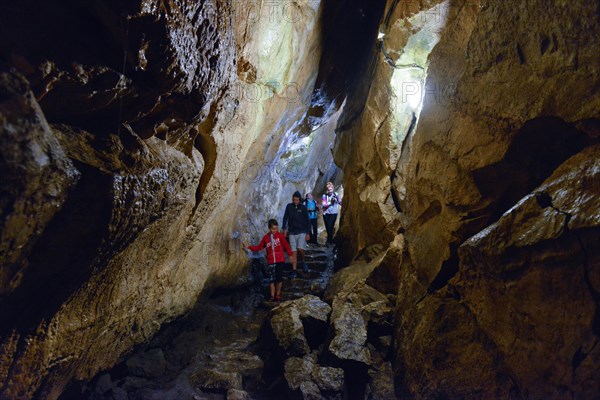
[301, 261, 309, 273]
[289, 271, 298, 279]
[275, 295, 282, 302]
[268, 296, 275, 302]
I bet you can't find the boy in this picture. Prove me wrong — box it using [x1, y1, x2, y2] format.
[243, 219, 293, 302]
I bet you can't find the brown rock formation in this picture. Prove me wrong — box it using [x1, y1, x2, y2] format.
[330, 0, 600, 397]
[0, 0, 325, 398]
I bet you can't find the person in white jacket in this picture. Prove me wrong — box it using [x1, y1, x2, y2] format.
[321, 182, 342, 246]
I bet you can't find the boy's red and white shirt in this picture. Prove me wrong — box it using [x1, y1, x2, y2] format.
[248, 231, 293, 264]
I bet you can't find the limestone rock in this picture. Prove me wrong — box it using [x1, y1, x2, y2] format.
[111, 387, 128, 400]
[120, 376, 151, 392]
[324, 255, 398, 369]
[269, 305, 310, 357]
[262, 295, 332, 358]
[311, 366, 344, 392]
[284, 355, 316, 390]
[288, 295, 332, 348]
[327, 302, 371, 365]
[291, 294, 332, 324]
[299, 381, 324, 400]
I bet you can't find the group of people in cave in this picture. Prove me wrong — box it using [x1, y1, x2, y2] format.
[242, 181, 342, 302]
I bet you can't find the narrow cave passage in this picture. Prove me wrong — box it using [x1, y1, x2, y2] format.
[2, 1, 600, 400]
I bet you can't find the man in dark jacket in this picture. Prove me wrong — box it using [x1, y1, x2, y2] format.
[282, 191, 311, 278]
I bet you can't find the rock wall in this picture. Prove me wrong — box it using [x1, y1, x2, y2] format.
[0, 1, 327, 398]
[333, 0, 600, 397]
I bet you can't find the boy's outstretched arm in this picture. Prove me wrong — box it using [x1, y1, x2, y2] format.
[247, 235, 267, 252]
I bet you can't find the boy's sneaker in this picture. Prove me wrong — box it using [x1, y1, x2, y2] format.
[289, 271, 298, 279]
[275, 295, 282, 302]
[301, 262, 309, 273]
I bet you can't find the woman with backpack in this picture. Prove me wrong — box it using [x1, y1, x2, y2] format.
[304, 193, 319, 245]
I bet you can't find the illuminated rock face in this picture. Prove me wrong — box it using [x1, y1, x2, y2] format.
[333, 0, 600, 397]
[0, 1, 327, 398]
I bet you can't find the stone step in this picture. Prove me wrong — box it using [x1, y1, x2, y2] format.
[285, 280, 313, 291]
[304, 261, 329, 272]
[281, 267, 327, 277]
[282, 280, 327, 296]
[282, 270, 321, 280]
[304, 253, 329, 261]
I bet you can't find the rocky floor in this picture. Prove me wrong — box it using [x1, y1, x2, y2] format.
[57, 245, 346, 399]
[59, 244, 396, 399]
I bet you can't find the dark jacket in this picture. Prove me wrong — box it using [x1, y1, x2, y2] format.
[282, 203, 311, 234]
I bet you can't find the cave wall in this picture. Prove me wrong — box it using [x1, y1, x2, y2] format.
[0, 1, 327, 398]
[333, 0, 600, 397]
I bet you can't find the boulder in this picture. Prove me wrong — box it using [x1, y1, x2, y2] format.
[262, 295, 333, 358]
[361, 300, 394, 337]
[299, 381, 323, 400]
[311, 366, 344, 392]
[290, 294, 332, 324]
[284, 355, 316, 390]
[283, 354, 345, 394]
[289, 295, 332, 348]
[120, 376, 152, 392]
[269, 306, 310, 357]
[326, 302, 371, 366]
